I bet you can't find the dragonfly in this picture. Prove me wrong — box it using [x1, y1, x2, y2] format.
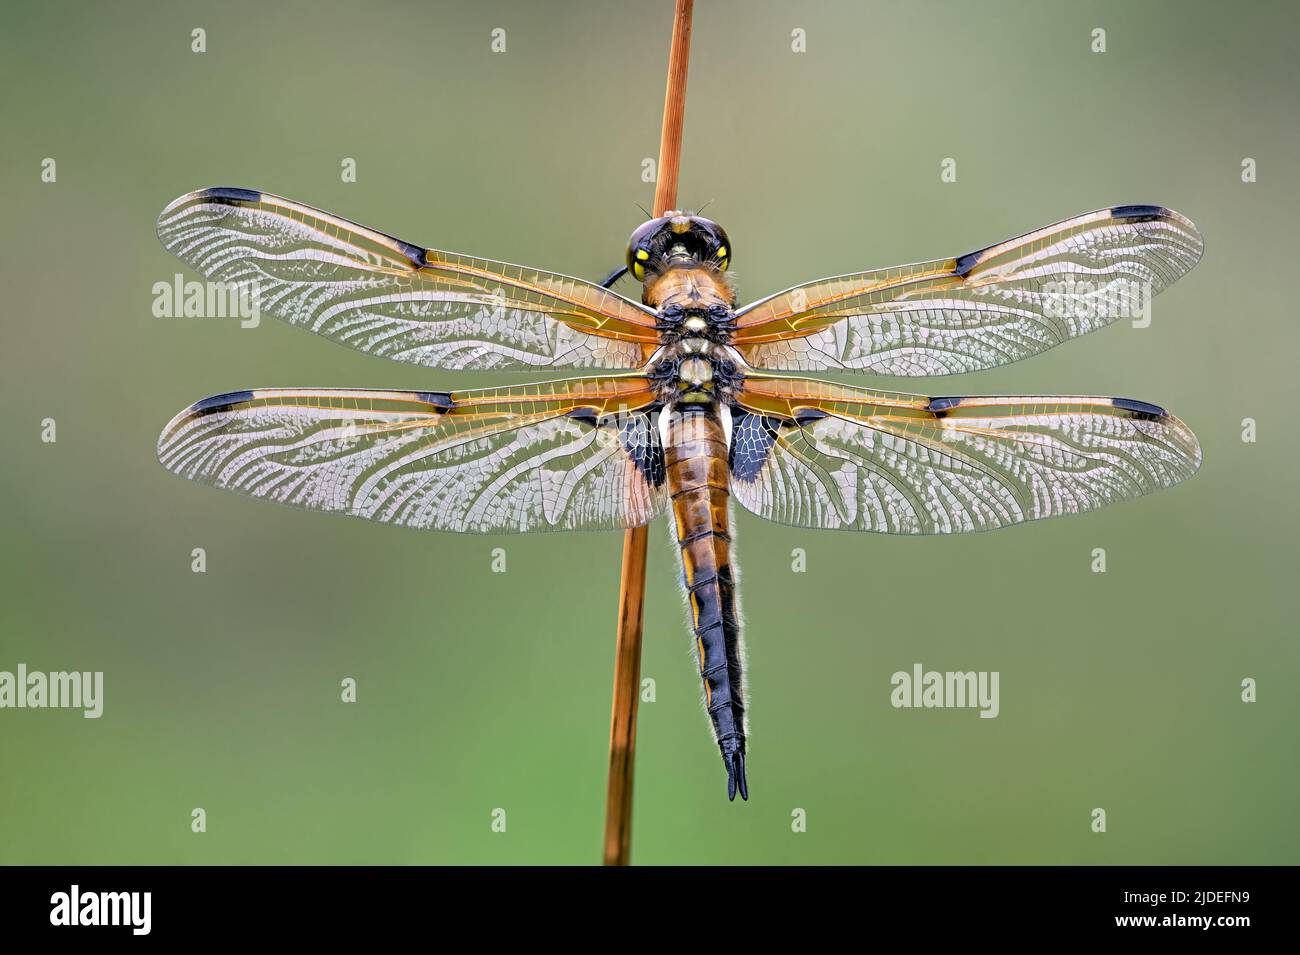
[156, 188, 1203, 801]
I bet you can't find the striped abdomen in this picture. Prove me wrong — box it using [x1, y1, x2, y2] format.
[664, 403, 748, 801]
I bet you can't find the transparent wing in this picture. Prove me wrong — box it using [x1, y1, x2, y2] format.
[157, 188, 660, 370]
[157, 377, 667, 533]
[732, 206, 1202, 376]
[729, 376, 1200, 534]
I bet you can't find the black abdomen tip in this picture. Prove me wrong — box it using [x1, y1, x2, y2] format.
[724, 749, 748, 802]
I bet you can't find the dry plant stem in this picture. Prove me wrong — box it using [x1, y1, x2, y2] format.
[603, 0, 694, 868]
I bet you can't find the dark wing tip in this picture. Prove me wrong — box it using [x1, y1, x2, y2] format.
[160, 186, 262, 218]
[157, 187, 429, 271]
[1109, 204, 1204, 269]
[199, 186, 263, 203]
[187, 389, 258, 417]
[157, 187, 264, 247]
[157, 390, 257, 463]
[1110, 396, 1169, 420]
[1109, 203, 1170, 222]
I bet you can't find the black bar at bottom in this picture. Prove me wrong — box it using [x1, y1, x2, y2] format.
[0, 866, 1279, 939]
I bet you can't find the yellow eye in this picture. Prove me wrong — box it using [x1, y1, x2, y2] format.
[632, 261, 645, 281]
[635, 249, 649, 261]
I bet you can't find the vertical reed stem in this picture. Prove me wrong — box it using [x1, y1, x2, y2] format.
[603, 0, 694, 868]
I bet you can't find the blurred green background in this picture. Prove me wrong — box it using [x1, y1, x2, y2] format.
[1, 0, 1296, 865]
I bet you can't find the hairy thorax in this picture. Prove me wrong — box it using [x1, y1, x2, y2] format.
[644, 263, 745, 406]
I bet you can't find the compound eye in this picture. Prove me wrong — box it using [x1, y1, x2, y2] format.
[627, 246, 650, 281]
[625, 216, 671, 281]
[692, 217, 731, 270]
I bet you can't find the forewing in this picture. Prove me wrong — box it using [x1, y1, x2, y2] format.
[732, 206, 1202, 376]
[729, 376, 1200, 534]
[157, 378, 667, 533]
[157, 188, 659, 370]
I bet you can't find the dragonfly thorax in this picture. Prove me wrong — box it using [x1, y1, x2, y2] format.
[649, 340, 744, 405]
[641, 243, 738, 348]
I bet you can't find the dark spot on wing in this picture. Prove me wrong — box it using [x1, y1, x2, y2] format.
[413, 391, 454, 412]
[793, 408, 829, 426]
[567, 405, 665, 488]
[1111, 397, 1168, 420]
[395, 239, 429, 268]
[198, 187, 426, 268]
[188, 390, 256, 417]
[200, 187, 262, 203]
[927, 396, 963, 415]
[953, 250, 982, 278]
[618, 406, 665, 488]
[1110, 204, 1168, 224]
[729, 411, 783, 483]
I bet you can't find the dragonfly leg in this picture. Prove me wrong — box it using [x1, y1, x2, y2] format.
[597, 264, 629, 288]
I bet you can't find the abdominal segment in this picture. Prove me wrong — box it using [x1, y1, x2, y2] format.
[664, 403, 749, 801]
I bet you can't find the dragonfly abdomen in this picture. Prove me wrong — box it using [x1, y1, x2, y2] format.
[664, 403, 748, 801]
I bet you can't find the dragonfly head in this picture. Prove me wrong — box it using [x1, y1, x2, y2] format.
[625, 212, 731, 282]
